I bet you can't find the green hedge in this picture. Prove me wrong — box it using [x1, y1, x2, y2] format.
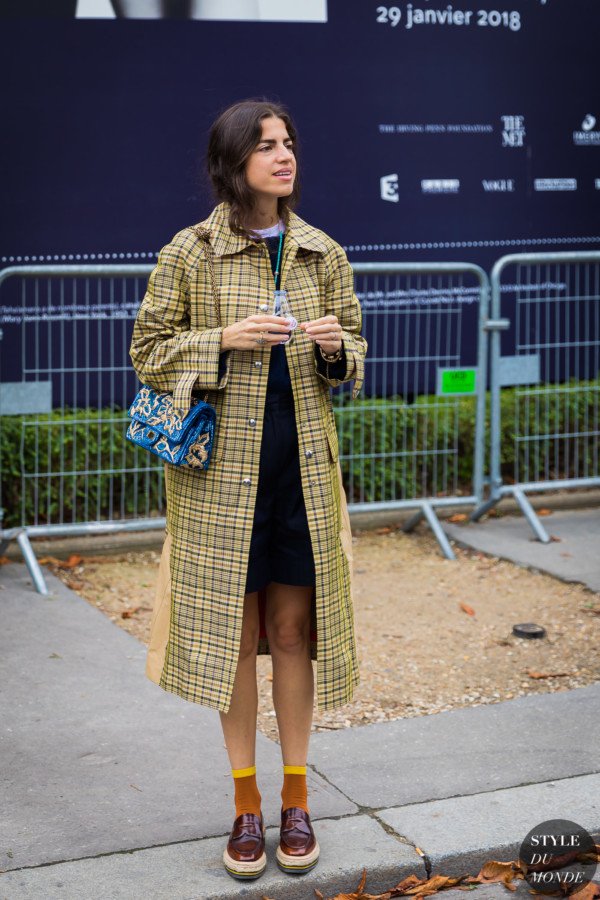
[0, 410, 165, 528]
[1, 378, 598, 526]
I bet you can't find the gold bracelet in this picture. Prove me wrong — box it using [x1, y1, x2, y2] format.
[319, 345, 342, 363]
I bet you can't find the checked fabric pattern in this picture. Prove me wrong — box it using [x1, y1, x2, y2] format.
[129, 201, 367, 713]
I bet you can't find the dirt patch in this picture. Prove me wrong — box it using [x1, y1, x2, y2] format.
[43, 524, 600, 743]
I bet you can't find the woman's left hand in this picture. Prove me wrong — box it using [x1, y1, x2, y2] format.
[299, 315, 342, 354]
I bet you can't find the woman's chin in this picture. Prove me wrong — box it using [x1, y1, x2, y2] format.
[272, 181, 295, 196]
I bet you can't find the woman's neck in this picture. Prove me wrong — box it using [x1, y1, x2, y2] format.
[246, 201, 280, 231]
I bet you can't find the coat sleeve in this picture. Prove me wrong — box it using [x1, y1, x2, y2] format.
[129, 234, 229, 413]
[315, 242, 367, 400]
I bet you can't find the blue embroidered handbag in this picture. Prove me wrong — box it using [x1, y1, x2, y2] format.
[126, 226, 219, 469]
[126, 386, 216, 468]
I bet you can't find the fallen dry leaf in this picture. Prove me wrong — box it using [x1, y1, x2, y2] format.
[472, 858, 526, 889]
[527, 670, 573, 679]
[313, 866, 372, 899]
[39, 554, 82, 569]
[62, 554, 83, 569]
[537, 508, 553, 517]
[549, 535, 562, 543]
[121, 606, 141, 619]
[561, 881, 600, 900]
[565, 884, 600, 900]
[312, 866, 511, 900]
[401, 873, 475, 896]
[0, 556, 10, 565]
[447, 514, 468, 523]
[376, 527, 393, 535]
[459, 602, 476, 616]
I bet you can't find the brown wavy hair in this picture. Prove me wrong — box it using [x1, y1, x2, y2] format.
[206, 98, 300, 238]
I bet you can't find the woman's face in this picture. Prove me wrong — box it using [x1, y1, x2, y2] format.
[245, 116, 296, 204]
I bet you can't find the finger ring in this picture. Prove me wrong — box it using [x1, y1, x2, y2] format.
[256, 332, 266, 345]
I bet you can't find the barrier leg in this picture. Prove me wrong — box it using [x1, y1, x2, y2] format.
[511, 487, 551, 544]
[403, 502, 456, 560]
[402, 508, 425, 533]
[421, 503, 456, 560]
[16, 530, 49, 594]
[470, 494, 501, 522]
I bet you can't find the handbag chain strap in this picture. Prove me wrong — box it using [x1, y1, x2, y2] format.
[193, 226, 221, 328]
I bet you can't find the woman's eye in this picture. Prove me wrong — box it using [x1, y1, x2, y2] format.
[257, 143, 294, 152]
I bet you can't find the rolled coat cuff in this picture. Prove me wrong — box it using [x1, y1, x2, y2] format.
[171, 327, 229, 411]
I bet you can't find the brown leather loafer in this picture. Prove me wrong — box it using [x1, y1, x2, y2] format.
[276, 805, 320, 874]
[222, 811, 266, 880]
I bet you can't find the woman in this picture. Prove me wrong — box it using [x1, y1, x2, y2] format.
[129, 98, 367, 881]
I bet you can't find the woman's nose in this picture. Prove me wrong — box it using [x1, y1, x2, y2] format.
[277, 144, 293, 161]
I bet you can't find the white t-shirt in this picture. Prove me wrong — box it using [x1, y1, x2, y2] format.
[250, 219, 285, 238]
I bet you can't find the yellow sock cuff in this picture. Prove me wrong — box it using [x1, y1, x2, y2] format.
[283, 765, 307, 775]
[231, 765, 256, 778]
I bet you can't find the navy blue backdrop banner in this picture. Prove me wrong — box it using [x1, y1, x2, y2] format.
[1, 0, 598, 402]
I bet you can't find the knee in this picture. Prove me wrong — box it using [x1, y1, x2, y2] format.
[269, 621, 309, 654]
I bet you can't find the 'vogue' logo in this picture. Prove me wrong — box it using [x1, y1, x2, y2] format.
[482, 179, 515, 192]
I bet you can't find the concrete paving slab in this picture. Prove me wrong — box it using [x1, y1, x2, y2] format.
[444, 508, 600, 591]
[309, 683, 600, 809]
[0, 814, 423, 900]
[380, 772, 600, 876]
[0, 563, 356, 873]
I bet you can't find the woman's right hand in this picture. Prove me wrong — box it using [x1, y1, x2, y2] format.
[221, 314, 293, 351]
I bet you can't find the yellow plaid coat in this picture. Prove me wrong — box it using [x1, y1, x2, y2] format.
[129, 201, 367, 713]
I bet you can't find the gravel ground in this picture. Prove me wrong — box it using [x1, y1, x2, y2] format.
[39, 522, 600, 743]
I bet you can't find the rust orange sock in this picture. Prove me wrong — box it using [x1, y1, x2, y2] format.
[281, 764, 309, 814]
[231, 765, 262, 818]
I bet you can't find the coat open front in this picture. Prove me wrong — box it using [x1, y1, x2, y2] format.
[129, 202, 367, 713]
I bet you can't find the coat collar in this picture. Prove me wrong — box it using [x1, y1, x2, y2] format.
[193, 201, 329, 258]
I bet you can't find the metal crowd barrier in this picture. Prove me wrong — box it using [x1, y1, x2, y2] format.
[0, 262, 490, 591]
[471, 251, 600, 540]
[0, 265, 158, 594]
[344, 263, 489, 558]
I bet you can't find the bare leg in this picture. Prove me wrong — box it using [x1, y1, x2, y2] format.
[218, 590, 260, 767]
[265, 582, 314, 764]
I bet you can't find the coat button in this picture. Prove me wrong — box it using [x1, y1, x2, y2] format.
[248, 418, 256, 427]
[242, 477, 252, 486]
[254, 360, 262, 368]
[259, 303, 268, 312]
[305, 449, 313, 458]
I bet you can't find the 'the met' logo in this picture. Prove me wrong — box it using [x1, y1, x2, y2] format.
[501, 115, 525, 147]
